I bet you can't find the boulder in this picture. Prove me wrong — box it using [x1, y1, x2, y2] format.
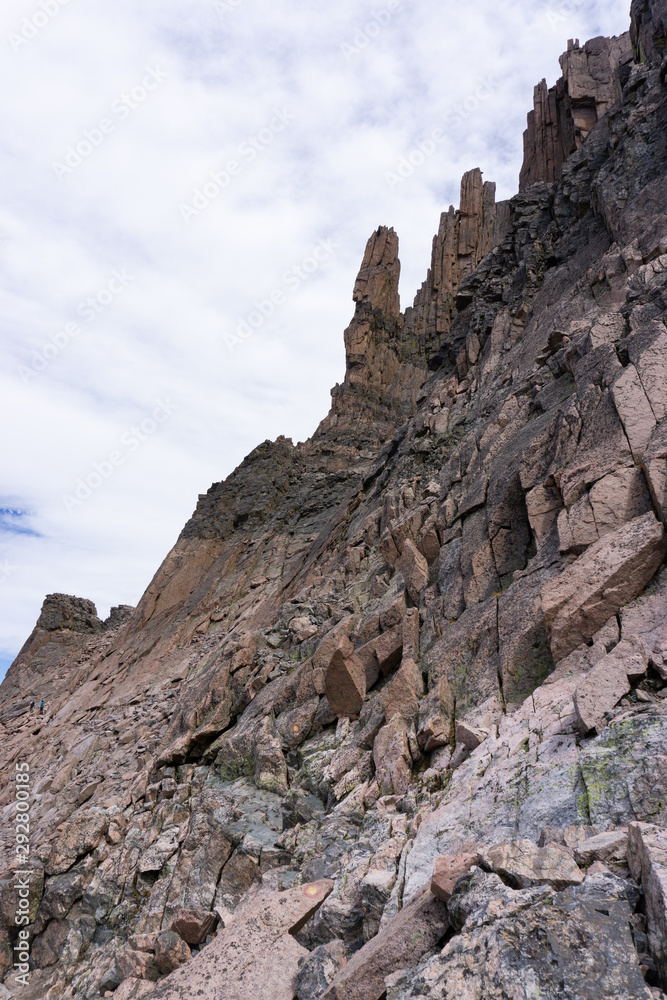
[296, 940, 347, 1000]
[379, 592, 407, 631]
[417, 675, 454, 752]
[479, 839, 585, 890]
[575, 830, 628, 867]
[314, 619, 356, 671]
[325, 649, 366, 718]
[320, 884, 449, 1000]
[373, 719, 412, 796]
[117, 948, 160, 983]
[155, 931, 191, 975]
[170, 909, 218, 946]
[381, 658, 424, 724]
[373, 623, 404, 675]
[140, 880, 333, 1000]
[419, 529, 441, 564]
[540, 512, 665, 661]
[430, 852, 481, 902]
[455, 721, 487, 751]
[573, 650, 632, 733]
[399, 540, 429, 602]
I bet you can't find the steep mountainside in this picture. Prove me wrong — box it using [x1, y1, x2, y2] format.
[2, 2, 667, 998]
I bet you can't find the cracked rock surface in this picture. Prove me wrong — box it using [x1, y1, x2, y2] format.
[2, 2, 667, 998]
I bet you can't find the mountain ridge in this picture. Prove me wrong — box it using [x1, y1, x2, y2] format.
[2, 2, 667, 997]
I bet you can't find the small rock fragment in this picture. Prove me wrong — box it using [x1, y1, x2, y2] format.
[170, 909, 219, 946]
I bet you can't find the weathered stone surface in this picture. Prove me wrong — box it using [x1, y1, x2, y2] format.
[541, 512, 665, 661]
[423, 598, 500, 717]
[573, 649, 632, 733]
[212, 715, 289, 794]
[480, 839, 584, 890]
[170, 909, 218, 946]
[398, 540, 429, 602]
[611, 364, 657, 460]
[628, 822, 667, 989]
[2, 10, 667, 1000]
[142, 881, 333, 999]
[379, 593, 406, 631]
[575, 830, 629, 866]
[296, 940, 347, 1000]
[373, 719, 412, 796]
[430, 852, 481, 902]
[526, 484, 563, 545]
[352, 226, 401, 319]
[387, 870, 651, 1000]
[325, 649, 367, 718]
[373, 623, 404, 675]
[114, 981, 157, 1000]
[455, 721, 487, 751]
[520, 34, 633, 190]
[498, 568, 556, 707]
[320, 885, 449, 1000]
[436, 537, 465, 619]
[36, 593, 104, 633]
[381, 658, 423, 724]
[559, 467, 653, 554]
[417, 675, 455, 752]
[314, 619, 356, 672]
[154, 931, 191, 975]
[45, 810, 108, 876]
[632, 328, 667, 422]
[117, 948, 160, 984]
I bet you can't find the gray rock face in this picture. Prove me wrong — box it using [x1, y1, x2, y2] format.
[320, 885, 449, 1000]
[296, 940, 347, 1000]
[2, 4, 667, 999]
[479, 839, 584, 890]
[387, 870, 652, 1000]
[628, 823, 667, 989]
[36, 593, 104, 633]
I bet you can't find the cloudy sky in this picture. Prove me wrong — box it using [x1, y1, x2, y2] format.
[0, 0, 631, 677]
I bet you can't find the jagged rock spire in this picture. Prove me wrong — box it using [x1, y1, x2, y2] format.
[352, 226, 401, 319]
[404, 168, 509, 364]
[520, 34, 634, 190]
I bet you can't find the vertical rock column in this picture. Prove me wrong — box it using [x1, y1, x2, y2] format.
[519, 34, 634, 190]
[405, 168, 506, 361]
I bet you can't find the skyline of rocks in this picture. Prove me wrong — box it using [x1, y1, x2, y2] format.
[1, 2, 667, 997]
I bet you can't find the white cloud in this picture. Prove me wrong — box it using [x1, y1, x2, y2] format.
[0, 0, 631, 672]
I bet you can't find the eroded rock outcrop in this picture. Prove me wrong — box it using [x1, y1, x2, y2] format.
[1, 2, 667, 998]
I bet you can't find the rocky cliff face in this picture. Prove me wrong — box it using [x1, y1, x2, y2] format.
[2, 3, 667, 999]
